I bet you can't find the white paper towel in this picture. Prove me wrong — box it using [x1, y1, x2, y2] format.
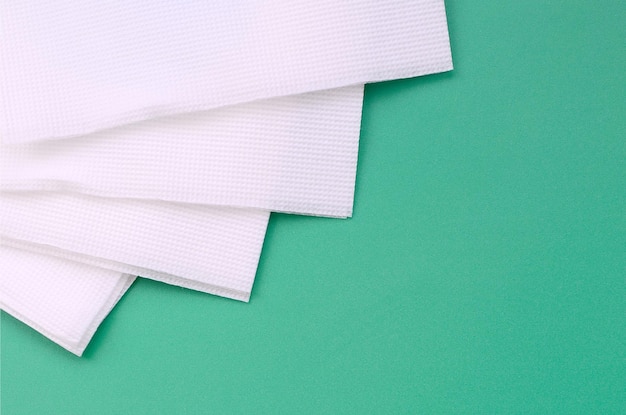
[1, 86, 364, 218]
[0, 0, 452, 143]
[0, 244, 135, 356]
[0, 192, 269, 301]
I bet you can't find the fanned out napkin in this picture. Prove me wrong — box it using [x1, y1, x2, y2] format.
[0, 0, 454, 355]
[1, 193, 269, 301]
[0, 0, 452, 143]
[0, 244, 135, 356]
[1, 86, 364, 218]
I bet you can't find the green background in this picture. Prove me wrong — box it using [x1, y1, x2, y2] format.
[2, 1, 625, 413]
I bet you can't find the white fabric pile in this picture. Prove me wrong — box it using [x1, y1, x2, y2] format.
[0, 0, 453, 355]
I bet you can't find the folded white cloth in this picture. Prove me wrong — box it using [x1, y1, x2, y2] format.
[0, 192, 269, 301]
[0, 0, 452, 143]
[0, 0, 454, 358]
[1, 86, 364, 218]
[0, 244, 135, 356]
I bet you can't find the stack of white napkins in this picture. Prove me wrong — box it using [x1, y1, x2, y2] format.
[0, 0, 453, 355]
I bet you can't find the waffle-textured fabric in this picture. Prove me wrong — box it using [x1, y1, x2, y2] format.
[1, 86, 364, 218]
[0, 244, 135, 356]
[0, 192, 269, 301]
[0, 0, 452, 143]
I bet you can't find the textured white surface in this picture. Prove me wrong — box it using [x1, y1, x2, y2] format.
[0, 192, 269, 301]
[0, 245, 135, 356]
[0, 0, 452, 143]
[1, 86, 364, 218]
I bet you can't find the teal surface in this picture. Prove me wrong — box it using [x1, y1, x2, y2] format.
[2, 2, 625, 413]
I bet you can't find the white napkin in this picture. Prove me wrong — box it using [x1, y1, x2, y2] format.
[0, 0, 452, 143]
[1, 0, 454, 358]
[0, 244, 135, 356]
[0, 192, 269, 301]
[1, 86, 364, 218]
